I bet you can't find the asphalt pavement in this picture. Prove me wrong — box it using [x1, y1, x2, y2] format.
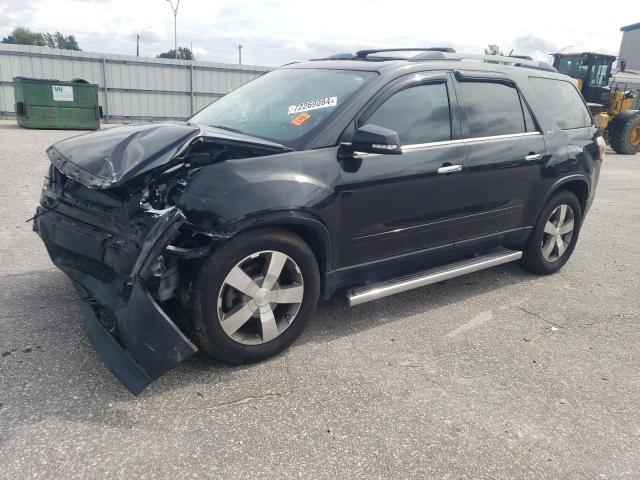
[0, 122, 639, 479]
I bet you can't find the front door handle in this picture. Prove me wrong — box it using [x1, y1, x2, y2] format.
[437, 164, 463, 174]
[525, 153, 543, 162]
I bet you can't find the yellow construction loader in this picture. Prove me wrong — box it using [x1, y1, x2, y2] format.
[553, 52, 640, 154]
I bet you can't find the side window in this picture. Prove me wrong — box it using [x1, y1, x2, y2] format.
[365, 83, 451, 145]
[458, 81, 528, 138]
[529, 77, 592, 130]
[557, 57, 588, 79]
[590, 63, 609, 86]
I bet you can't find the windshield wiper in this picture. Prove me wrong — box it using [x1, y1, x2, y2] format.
[209, 124, 248, 135]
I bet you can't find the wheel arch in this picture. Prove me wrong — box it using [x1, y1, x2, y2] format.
[216, 210, 333, 276]
[556, 178, 589, 215]
[539, 175, 590, 220]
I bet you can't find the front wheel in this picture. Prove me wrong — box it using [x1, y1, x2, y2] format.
[609, 110, 640, 155]
[521, 190, 582, 275]
[181, 228, 320, 364]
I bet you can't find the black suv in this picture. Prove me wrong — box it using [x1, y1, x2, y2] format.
[34, 49, 604, 393]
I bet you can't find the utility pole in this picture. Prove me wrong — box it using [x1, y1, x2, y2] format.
[166, 0, 181, 59]
[238, 44, 242, 65]
[136, 34, 140, 57]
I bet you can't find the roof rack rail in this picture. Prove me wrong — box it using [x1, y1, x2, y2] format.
[324, 53, 357, 60]
[310, 48, 456, 62]
[410, 51, 556, 72]
[355, 47, 456, 59]
[309, 49, 557, 72]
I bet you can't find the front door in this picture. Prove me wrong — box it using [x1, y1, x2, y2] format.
[336, 73, 469, 268]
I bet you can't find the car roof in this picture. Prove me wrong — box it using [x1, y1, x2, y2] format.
[284, 58, 567, 81]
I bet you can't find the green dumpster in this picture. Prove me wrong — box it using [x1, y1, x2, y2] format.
[13, 77, 102, 130]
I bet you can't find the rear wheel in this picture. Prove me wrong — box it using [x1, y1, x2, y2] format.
[609, 110, 640, 155]
[521, 190, 582, 275]
[182, 228, 320, 364]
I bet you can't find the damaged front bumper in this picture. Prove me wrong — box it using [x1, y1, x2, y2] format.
[34, 206, 198, 395]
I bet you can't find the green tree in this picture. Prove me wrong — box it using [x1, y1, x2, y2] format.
[484, 44, 504, 56]
[42, 32, 80, 50]
[157, 47, 194, 60]
[1, 27, 45, 46]
[2, 27, 80, 50]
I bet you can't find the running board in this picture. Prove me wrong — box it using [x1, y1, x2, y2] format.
[347, 248, 522, 307]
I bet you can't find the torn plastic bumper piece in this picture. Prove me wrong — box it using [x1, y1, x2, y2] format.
[34, 207, 198, 395]
[79, 281, 197, 395]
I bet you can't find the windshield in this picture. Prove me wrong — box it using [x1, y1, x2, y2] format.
[190, 68, 376, 148]
[557, 56, 589, 79]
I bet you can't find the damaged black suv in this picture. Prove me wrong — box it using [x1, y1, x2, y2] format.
[35, 49, 603, 393]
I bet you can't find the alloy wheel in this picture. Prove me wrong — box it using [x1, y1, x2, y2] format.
[541, 204, 575, 262]
[217, 250, 304, 345]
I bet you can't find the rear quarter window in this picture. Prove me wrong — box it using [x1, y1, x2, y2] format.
[529, 77, 592, 130]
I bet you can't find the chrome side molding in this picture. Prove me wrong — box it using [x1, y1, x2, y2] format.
[347, 248, 523, 307]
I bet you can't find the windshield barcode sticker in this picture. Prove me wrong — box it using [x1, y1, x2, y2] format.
[288, 96, 337, 115]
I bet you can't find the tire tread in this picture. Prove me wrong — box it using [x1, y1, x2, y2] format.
[181, 228, 320, 364]
[521, 190, 582, 275]
[609, 110, 640, 155]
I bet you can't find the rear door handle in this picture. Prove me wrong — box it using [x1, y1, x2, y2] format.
[525, 153, 543, 162]
[437, 164, 463, 174]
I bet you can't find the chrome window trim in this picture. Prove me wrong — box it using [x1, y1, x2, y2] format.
[402, 131, 541, 152]
[347, 131, 541, 157]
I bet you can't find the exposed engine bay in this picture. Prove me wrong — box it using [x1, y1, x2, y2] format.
[140, 139, 276, 211]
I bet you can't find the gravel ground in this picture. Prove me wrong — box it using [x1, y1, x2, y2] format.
[0, 122, 639, 479]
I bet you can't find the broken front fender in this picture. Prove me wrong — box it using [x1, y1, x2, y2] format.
[34, 207, 198, 395]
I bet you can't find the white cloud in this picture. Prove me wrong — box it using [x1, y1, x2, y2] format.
[192, 45, 209, 58]
[0, 0, 625, 65]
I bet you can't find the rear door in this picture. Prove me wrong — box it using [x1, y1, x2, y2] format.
[453, 71, 546, 242]
[336, 72, 468, 267]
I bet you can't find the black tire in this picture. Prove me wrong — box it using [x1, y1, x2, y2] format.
[521, 190, 582, 275]
[181, 228, 320, 364]
[609, 110, 640, 155]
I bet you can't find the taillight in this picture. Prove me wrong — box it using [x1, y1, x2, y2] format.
[43, 164, 53, 187]
[596, 136, 606, 160]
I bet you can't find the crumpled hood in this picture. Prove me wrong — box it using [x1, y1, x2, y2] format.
[46, 122, 290, 189]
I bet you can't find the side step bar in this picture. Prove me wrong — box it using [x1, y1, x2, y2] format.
[347, 248, 522, 307]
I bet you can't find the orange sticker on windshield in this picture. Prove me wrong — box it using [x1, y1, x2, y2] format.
[291, 113, 311, 126]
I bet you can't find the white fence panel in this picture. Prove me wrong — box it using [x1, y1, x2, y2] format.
[0, 44, 270, 122]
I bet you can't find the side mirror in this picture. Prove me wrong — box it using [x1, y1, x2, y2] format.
[349, 124, 402, 155]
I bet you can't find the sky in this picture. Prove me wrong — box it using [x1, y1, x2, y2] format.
[0, 0, 631, 66]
